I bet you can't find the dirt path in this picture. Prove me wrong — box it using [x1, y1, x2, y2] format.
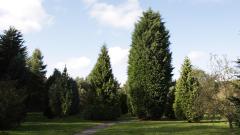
[74, 122, 116, 135]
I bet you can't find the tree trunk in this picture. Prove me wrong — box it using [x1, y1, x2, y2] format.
[228, 119, 233, 129]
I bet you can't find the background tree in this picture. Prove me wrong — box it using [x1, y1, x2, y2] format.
[47, 67, 76, 117]
[0, 27, 28, 129]
[44, 69, 61, 118]
[210, 55, 240, 128]
[174, 57, 202, 122]
[128, 9, 173, 119]
[87, 45, 121, 120]
[26, 49, 47, 112]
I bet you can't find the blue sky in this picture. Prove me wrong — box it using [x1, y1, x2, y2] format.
[0, 0, 240, 84]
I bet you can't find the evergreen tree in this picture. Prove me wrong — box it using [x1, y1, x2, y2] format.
[44, 69, 62, 118]
[128, 9, 173, 119]
[0, 27, 28, 84]
[60, 67, 72, 116]
[69, 78, 80, 115]
[46, 68, 78, 118]
[87, 45, 121, 120]
[0, 27, 28, 129]
[173, 57, 202, 122]
[165, 81, 176, 119]
[26, 49, 47, 111]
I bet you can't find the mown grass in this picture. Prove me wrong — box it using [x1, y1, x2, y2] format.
[0, 113, 101, 135]
[95, 120, 240, 135]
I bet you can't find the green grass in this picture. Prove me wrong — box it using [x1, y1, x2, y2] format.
[95, 119, 240, 135]
[1, 113, 101, 135]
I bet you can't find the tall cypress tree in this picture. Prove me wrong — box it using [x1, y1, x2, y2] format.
[0, 27, 28, 129]
[128, 9, 173, 119]
[26, 49, 47, 111]
[87, 45, 121, 120]
[174, 57, 202, 122]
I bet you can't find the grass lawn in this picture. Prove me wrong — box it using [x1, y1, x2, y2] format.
[95, 119, 240, 135]
[0, 113, 101, 135]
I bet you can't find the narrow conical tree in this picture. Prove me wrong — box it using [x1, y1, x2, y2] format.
[174, 57, 202, 122]
[128, 9, 173, 119]
[26, 49, 47, 111]
[87, 45, 121, 120]
[60, 67, 72, 116]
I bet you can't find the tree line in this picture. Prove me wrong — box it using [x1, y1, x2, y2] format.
[0, 9, 240, 130]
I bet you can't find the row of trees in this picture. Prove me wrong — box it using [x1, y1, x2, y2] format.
[0, 8, 239, 129]
[0, 27, 128, 129]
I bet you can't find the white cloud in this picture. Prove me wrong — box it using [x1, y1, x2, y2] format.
[56, 56, 91, 70]
[83, 0, 142, 30]
[108, 46, 129, 85]
[109, 47, 129, 65]
[168, 0, 226, 4]
[0, 0, 53, 33]
[188, 51, 207, 61]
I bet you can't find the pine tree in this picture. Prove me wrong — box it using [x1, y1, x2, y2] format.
[87, 45, 121, 120]
[69, 78, 80, 115]
[173, 57, 202, 122]
[0, 27, 28, 84]
[26, 49, 47, 111]
[0, 27, 28, 129]
[128, 9, 173, 119]
[60, 67, 72, 116]
[27, 49, 47, 77]
[44, 69, 62, 118]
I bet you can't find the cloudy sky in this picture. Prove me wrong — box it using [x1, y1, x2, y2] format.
[0, 0, 240, 84]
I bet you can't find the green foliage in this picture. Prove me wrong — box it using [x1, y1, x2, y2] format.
[174, 58, 202, 122]
[45, 68, 79, 118]
[165, 81, 176, 119]
[26, 49, 47, 112]
[128, 9, 173, 119]
[86, 45, 121, 120]
[229, 59, 240, 127]
[0, 27, 28, 129]
[119, 85, 129, 115]
[0, 81, 26, 129]
[0, 27, 28, 84]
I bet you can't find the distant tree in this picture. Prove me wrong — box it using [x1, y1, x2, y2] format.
[210, 55, 239, 128]
[87, 45, 121, 120]
[76, 77, 95, 117]
[0, 27, 28, 129]
[174, 57, 202, 122]
[192, 68, 219, 120]
[26, 49, 47, 112]
[128, 9, 173, 119]
[45, 67, 79, 118]
[69, 78, 80, 115]
[44, 69, 62, 118]
[59, 67, 72, 116]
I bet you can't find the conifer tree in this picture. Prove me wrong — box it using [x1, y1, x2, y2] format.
[174, 57, 202, 122]
[87, 45, 121, 120]
[44, 69, 62, 118]
[0, 27, 28, 129]
[26, 49, 47, 111]
[0, 27, 28, 84]
[128, 9, 173, 119]
[60, 67, 72, 116]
